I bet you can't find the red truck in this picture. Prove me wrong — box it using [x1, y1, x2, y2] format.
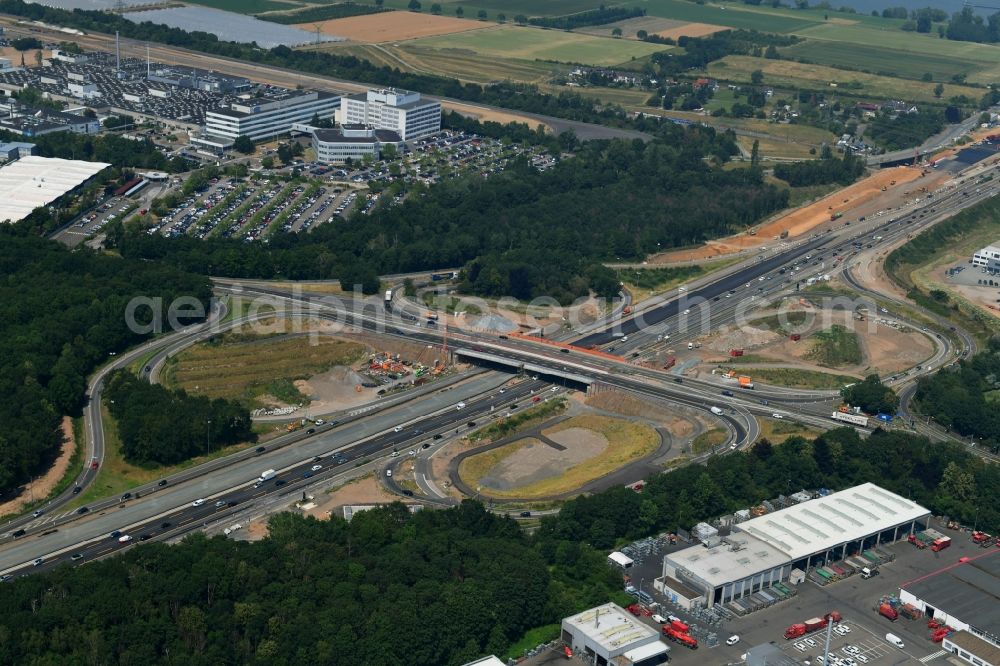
[931, 537, 951, 552]
[663, 627, 698, 649]
[784, 612, 841, 639]
[669, 619, 689, 633]
[878, 603, 899, 621]
[626, 604, 652, 617]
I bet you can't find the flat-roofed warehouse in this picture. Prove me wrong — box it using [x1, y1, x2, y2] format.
[0, 155, 110, 223]
[561, 603, 669, 666]
[900, 550, 1000, 666]
[659, 483, 930, 608]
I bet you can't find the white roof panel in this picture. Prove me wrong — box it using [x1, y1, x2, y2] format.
[563, 603, 658, 653]
[738, 482, 929, 561]
[0, 155, 109, 223]
[609, 551, 634, 567]
[623, 641, 669, 662]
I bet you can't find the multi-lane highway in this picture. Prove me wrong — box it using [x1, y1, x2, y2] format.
[4, 148, 998, 579]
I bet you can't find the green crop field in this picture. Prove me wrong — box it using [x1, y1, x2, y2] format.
[635, 0, 821, 33]
[396, 44, 561, 83]
[707, 56, 982, 104]
[780, 41, 985, 83]
[796, 22, 1000, 66]
[185, 0, 295, 14]
[375, 0, 596, 17]
[411, 25, 670, 67]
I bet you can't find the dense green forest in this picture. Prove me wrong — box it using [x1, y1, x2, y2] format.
[0, 127, 180, 173]
[0, 231, 211, 498]
[1, 428, 994, 664]
[914, 342, 1000, 453]
[104, 371, 255, 465]
[113, 132, 788, 302]
[841, 374, 899, 416]
[772, 150, 866, 187]
[865, 110, 945, 151]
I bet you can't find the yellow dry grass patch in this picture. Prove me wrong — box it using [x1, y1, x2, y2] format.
[163, 335, 367, 403]
[654, 22, 726, 39]
[303, 12, 487, 43]
[461, 415, 659, 499]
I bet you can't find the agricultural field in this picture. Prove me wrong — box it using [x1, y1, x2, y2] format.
[306, 11, 487, 42]
[780, 40, 987, 83]
[393, 44, 561, 84]
[575, 16, 724, 41]
[706, 56, 982, 104]
[373, 0, 597, 17]
[410, 24, 670, 67]
[162, 333, 368, 407]
[635, 0, 822, 33]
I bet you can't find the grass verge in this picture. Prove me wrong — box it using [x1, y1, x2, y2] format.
[691, 427, 728, 454]
[758, 417, 824, 442]
[505, 624, 561, 661]
[732, 366, 857, 390]
[469, 398, 566, 442]
[65, 407, 259, 509]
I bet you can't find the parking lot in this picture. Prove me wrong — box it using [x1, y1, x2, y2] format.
[612, 522, 988, 666]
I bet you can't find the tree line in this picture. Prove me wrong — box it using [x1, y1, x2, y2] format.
[0, 230, 211, 497]
[0, 427, 994, 664]
[914, 342, 1000, 454]
[529, 6, 645, 30]
[772, 149, 866, 187]
[261, 2, 389, 25]
[111, 130, 789, 303]
[104, 371, 255, 465]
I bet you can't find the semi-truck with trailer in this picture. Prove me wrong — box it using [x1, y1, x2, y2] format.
[831, 411, 869, 427]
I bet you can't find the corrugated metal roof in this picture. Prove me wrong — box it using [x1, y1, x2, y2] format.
[0, 155, 109, 223]
[738, 482, 929, 561]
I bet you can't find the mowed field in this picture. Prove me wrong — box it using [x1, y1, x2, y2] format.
[306, 12, 488, 43]
[163, 335, 367, 405]
[392, 44, 561, 83]
[635, 0, 822, 33]
[576, 16, 726, 41]
[706, 56, 982, 104]
[780, 41, 986, 82]
[410, 25, 670, 67]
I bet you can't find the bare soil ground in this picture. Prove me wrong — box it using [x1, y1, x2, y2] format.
[304, 12, 487, 43]
[0, 417, 75, 517]
[647, 166, 937, 265]
[294, 366, 378, 413]
[696, 301, 934, 376]
[654, 22, 727, 39]
[0, 47, 47, 67]
[584, 390, 697, 438]
[479, 433, 608, 490]
[306, 474, 399, 520]
[429, 438, 474, 500]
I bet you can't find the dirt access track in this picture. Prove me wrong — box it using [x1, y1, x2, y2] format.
[304, 12, 487, 43]
[649, 166, 934, 264]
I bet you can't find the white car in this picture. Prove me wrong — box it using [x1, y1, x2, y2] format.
[834, 626, 848, 636]
[803, 638, 817, 648]
[386, 469, 392, 477]
[393, 426, 402, 432]
[855, 655, 869, 664]
[843, 645, 860, 655]
[772, 413, 784, 419]
[794, 642, 807, 652]
[456, 402, 466, 410]
[842, 659, 856, 666]
[839, 625, 852, 634]
[192, 498, 206, 507]
[118, 535, 132, 543]
[311, 464, 322, 472]
[726, 635, 740, 646]
[683, 309, 691, 315]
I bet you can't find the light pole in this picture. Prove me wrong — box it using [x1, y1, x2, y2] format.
[206, 418, 211, 457]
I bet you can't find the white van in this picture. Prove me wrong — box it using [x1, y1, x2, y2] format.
[711, 406, 724, 415]
[651, 614, 667, 624]
[885, 633, 904, 649]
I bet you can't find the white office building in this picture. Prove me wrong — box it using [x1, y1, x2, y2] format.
[202, 89, 339, 143]
[973, 244, 1000, 271]
[341, 88, 440, 141]
[312, 124, 402, 163]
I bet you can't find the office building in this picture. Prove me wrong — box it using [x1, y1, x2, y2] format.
[341, 88, 440, 141]
[202, 89, 339, 143]
[312, 124, 402, 163]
